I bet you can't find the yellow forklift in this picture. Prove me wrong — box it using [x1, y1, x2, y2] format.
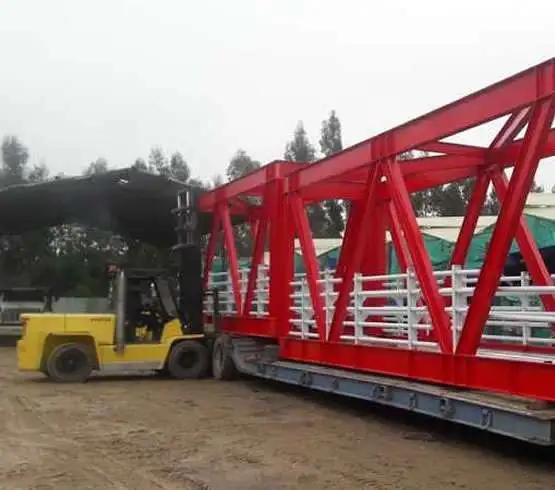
[16, 187, 231, 382]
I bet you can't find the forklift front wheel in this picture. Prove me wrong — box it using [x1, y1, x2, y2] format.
[167, 341, 209, 379]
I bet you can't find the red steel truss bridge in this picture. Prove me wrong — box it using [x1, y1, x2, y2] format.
[198, 58, 555, 445]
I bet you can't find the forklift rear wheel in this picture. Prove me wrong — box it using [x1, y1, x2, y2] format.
[46, 343, 93, 383]
[212, 335, 238, 380]
[167, 341, 209, 379]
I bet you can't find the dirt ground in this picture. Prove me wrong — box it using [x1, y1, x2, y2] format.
[0, 346, 554, 490]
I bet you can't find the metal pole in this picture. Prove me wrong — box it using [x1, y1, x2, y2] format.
[114, 268, 127, 353]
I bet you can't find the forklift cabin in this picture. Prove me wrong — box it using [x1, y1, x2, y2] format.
[108, 267, 179, 345]
[108, 265, 221, 351]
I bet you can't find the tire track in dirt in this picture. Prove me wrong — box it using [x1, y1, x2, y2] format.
[3, 348, 555, 490]
[9, 392, 188, 490]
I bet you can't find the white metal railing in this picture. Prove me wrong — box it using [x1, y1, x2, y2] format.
[204, 265, 270, 316]
[204, 265, 555, 359]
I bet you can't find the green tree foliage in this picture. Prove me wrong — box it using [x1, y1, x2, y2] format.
[225, 150, 261, 256]
[0, 139, 206, 297]
[319, 111, 345, 237]
[284, 121, 316, 162]
[284, 122, 332, 238]
[132, 157, 148, 172]
[169, 151, 191, 182]
[84, 157, 109, 176]
[0, 118, 548, 299]
[1, 136, 29, 186]
[148, 146, 169, 176]
[226, 149, 260, 182]
[0, 136, 56, 289]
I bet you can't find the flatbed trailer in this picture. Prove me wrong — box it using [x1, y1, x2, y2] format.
[193, 58, 555, 445]
[230, 337, 555, 445]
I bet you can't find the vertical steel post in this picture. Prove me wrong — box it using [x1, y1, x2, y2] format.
[114, 268, 127, 353]
[268, 177, 293, 337]
[220, 203, 243, 315]
[290, 193, 326, 341]
[244, 217, 268, 315]
[360, 200, 388, 335]
[203, 214, 221, 290]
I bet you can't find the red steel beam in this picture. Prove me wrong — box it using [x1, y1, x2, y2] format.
[386, 202, 410, 271]
[279, 338, 555, 402]
[456, 97, 555, 355]
[220, 203, 243, 315]
[243, 217, 268, 315]
[447, 105, 528, 270]
[288, 59, 555, 190]
[335, 201, 362, 278]
[200, 161, 304, 211]
[385, 159, 453, 353]
[450, 171, 490, 266]
[220, 126, 555, 208]
[303, 166, 481, 203]
[203, 213, 221, 289]
[290, 193, 327, 340]
[416, 141, 486, 157]
[340, 154, 483, 184]
[267, 178, 295, 336]
[491, 106, 531, 149]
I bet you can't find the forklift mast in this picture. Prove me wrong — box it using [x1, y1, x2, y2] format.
[173, 187, 204, 334]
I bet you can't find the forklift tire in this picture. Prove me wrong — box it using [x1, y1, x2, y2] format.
[212, 335, 238, 381]
[45, 343, 93, 383]
[166, 341, 209, 379]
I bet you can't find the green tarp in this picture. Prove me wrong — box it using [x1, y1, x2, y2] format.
[388, 233, 454, 274]
[210, 213, 555, 278]
[316, 233, 455, 275]
[466, 214, 555, 269]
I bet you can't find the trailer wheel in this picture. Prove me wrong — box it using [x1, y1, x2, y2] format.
[45, 343, 93, 383]
[167, 341, 209, 379]
[212, 335, 238, 380]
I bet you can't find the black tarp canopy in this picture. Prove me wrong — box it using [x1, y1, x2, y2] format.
[503, 245, 555, 277]
[0, 167, 232, 248]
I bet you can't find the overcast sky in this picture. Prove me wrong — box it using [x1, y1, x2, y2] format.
[1, 0, 554, 186]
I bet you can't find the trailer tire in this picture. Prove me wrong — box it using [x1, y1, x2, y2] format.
[45, 343, 93, 383]
[167, 341, 209, 379]
[212, 335, 238, 381]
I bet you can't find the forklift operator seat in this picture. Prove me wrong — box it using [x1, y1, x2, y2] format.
[155, 278, 178, 319]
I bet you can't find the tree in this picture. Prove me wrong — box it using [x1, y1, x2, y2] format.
[211, 174, 225, 189]
[28, 161, 49, 183]
[226, 149, 260, 182]
[132, 157, 148, 172]
[148, 146, 169, 176]
[169, 152, 191, 182]
[284, 121, 316, 162]
[0, 136, 56, 289]
[84, 157, 108, 176]
[483, 187, 499, 215]
[319, 110, 342, 156]
[225, 150, 262, 256]
[437, 181, 468, 216]
[1, 136, 29, 186]
[319, 111, 345, 237]
[284, 122, 331, 238]
[531, 180, 544, 193]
